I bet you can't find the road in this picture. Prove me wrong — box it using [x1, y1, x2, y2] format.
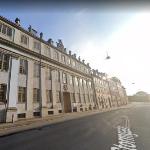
[0, 102, 150, 150]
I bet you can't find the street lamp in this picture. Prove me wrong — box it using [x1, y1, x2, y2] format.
[105, 51, 111, 60]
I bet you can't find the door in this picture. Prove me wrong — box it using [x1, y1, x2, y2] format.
[63, 92, 72, 113]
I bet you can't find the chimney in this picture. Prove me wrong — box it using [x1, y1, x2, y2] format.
[87, 63, 90, 67]
[15, 18, 20, 26]
[40, 32, 43, 39]
[82, 60, 85, 64]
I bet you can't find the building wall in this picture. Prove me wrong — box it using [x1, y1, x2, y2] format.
[0, 16, 128, 122]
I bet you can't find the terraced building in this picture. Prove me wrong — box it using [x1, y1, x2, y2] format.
[0, 16, 128, 123]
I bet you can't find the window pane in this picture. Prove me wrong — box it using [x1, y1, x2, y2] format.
[0, 23, 2, 32]
[0, 84, 7, 102]
[7, 27, 12, 37]
[2, 25, 6, 34]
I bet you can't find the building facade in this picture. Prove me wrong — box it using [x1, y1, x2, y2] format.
[0, 16, 128, 123]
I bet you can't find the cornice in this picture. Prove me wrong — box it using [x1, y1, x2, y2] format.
[0, 16, 89, 68]
[0, 37, 92, 79]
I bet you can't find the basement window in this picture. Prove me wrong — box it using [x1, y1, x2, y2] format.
[17, 113, 26, 118]
[33, 112, 40, 117]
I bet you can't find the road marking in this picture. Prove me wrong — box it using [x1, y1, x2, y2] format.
[111, 116, 138, 150]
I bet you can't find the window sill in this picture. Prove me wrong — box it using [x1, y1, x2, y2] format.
[17, 102, 26, 104]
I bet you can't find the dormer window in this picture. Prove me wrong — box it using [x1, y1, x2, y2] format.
[61, 55, 65, 63]
[21, 34, 29, 46]
[72, 60, 76, 67]
[0, 22, 13, 38]
[33, 41, 41, 52]
[54, 50, 59, 60]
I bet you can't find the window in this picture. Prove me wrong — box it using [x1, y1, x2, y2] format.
[0, 22, 13, 38]
[18, 87, 26, 103]
[56, 91, 61, 103]
[75, 77, 79, 86]
[69, 75, 73, 85]
[19, 59, 27, 74]
[0, 84, 7, 102]
[0, 53, 9, 71]
[83, 94, 86, 103]
[88, 81, 92, 88]
[54, 51, 59, 60]
[45, 46, 51, 58]
[46, 90, 52, 103]
[71, 93, 76, 103]
[80, 79, 83, 86]
[68, 58, 71, 65]
[21, 34, 29, 45]
[61, 55, 65, 63]
[63, 73, 67, 84]
[83, 79, 86, 87]
[34, 63, 40, 77]
[0, 23, 2, 32]
[87, 94, 90, 102]
[33, 41, 41, 52]
[77, 93, 81, 103]
[33, 88, 40, 102]
[55, 70, 60, 82]
[72, 60, 76, 67]
[45, 67, 51, 80]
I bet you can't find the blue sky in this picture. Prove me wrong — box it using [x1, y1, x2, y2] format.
[1, 7, 150, 95]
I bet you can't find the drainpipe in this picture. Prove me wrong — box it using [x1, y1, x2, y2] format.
[91, 76, 99, 109]
[39, 45, 42, 117]
[106, 78, 113, 108]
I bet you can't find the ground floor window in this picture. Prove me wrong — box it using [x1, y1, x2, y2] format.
[33, 88, 40, 102]
[18, 87, 26, 103]
[0, 84, 7, 102]
[46, 90, 52, 103]
[56, 91, 61, 103]
[77, 93, 81, 103]
[71, 93, 76, 103]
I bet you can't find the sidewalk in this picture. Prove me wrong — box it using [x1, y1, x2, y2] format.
[0, 104, 132, 137]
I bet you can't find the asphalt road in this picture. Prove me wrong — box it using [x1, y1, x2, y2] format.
[0, 102, 150, 150]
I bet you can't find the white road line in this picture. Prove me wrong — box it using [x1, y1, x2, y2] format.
[111, 116, 138, 150]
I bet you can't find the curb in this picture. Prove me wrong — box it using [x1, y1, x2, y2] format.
[0, 105, 131, 137]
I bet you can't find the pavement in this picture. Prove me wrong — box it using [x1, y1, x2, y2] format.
[1, 102, 150, 150]
[0, 104, 132, 137]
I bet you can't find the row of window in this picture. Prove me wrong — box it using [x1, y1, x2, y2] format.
[0, 54, 91, 88]
[0, 22, 13, 38]
[0, 21, 89, 74]
[0, 55, 92, 90]
[0, 85, 52, 103]
[0, 84, 92, 104]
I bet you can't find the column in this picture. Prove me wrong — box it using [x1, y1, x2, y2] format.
[51, 70, 58, 114]
[6, 57, 19, 122]
[26, 60, 34, 118]
[41, 66, 48, 117]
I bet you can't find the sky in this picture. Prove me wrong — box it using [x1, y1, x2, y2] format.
[1, 4, 150, 95]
